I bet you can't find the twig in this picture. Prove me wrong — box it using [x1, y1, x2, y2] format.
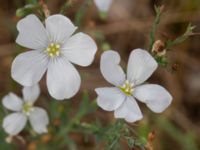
[39, 0, 50, 18]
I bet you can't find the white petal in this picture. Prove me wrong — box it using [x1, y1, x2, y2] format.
[100, 50, 125, 86]
[3, 113, 27, 135]
[47, 57, 81, 100]
[11, 50, 49, 86]
[94, 0, 113, 12]
[2, 93, 23, 111]
[16, 14, 48, 50]
[114, 96, 143, 123]
[45, 14, 77, 44]
[134, 84, 172, 113]
[127, 49, 158, 85]
[95, 87, 125, 111]
[29, 107, 49, 134]
[22, 84, 40, 103]
[62, 32, 97, 66]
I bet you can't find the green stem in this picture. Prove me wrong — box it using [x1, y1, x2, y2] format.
[166, 23, 195, 49]
[149, 5, 163, 51]
[75, 0, 92, 26]
[60, 0, 73, 14]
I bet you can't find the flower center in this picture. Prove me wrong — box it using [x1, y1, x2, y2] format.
[22, 102, 34, 116]
[46, 43, 61, 57]
[119, 80, 134, 96]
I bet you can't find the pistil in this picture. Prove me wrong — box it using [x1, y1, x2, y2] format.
[46, 43, 61, 57]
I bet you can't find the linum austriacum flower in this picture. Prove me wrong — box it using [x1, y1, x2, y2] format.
[2, 84, 49, 136]
[11, 14, 97, 100]
[95, 49, 172, 122]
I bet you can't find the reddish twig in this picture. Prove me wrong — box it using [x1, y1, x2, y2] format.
[39, 0, 50, 18]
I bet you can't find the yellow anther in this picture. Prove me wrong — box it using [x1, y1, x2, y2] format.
[56, 45, 60, 49]
[56, 51, 60, 56]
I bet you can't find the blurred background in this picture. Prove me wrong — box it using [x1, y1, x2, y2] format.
[0, 0, 200, 149]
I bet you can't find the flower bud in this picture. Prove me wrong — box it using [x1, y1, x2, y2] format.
[152, 40, 166, 57]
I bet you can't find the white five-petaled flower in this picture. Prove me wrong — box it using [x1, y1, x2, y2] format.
[95, 49, 172, 122]
[2, 84, 49, 136]
[94, 0, 113, 12]
[12, 14, 97, 100]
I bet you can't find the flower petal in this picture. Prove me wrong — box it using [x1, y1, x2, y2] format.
[100, 50, 125, 86]
[114, 96, 143, 122]
[127, 49, 158, 85]
[3, 113, 27, 135]
[45, 14, 77, 44]
[62, 32, 97, 66]
[2, 93, 23, 111]
[46, 58, 81, 100]
[16, 14, 48, 50]
[11, 50, 49, 86]
[22, 84, 40, 103]
[95, 87, 125, 111]
[134, 84, 172, 113]
[94, 0, 113, 12]
[29, 107, 49, 134]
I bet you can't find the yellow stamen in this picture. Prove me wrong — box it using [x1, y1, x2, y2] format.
[22, 102, 34, 116]
[119, 80, 134, 96]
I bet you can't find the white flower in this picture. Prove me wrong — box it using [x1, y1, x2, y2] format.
[94, 0, 113, 12]
[12, 14, 97, 100]
[2, 84, 49, 136]
[95, 49, 172, 122]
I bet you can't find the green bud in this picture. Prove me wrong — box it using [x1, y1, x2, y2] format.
[99, 11, 108, 20]
[101, 42, 111, 51]
[16, 4, 39, 17]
